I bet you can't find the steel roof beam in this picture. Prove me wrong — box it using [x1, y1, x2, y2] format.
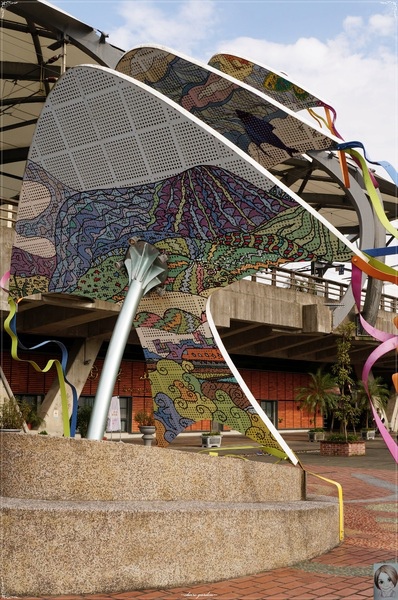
[0, 62, 61, 80]
[1, 148, 30, 163]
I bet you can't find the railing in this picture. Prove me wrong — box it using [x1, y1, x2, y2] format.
[0, 203, 17, 227]
[249, 267, 398, 313]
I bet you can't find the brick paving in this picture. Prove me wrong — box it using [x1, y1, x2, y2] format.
[7, 434, 398, 600]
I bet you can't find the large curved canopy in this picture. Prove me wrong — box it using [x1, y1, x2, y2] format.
[0, 0, 123, 210]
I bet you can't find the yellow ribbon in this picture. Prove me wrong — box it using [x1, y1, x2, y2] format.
[345, 149, 398, 240]
[4, 297, 71, 437]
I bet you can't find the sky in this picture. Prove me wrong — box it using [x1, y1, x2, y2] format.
[50, 0, 398, 179]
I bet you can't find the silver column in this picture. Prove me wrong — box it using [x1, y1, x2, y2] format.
[87, 238, 167, 440]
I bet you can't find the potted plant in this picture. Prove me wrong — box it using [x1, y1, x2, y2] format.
[308, 427, 326, 442]
[0, 398, 25, 431]
[331, 323, 361, 440]
[360, 428, 376, 440]
[23, 403, 45, 430]
[320, 433, 366, 456]
[77, 404, 93, 438]
[134, 411, 156, 446]
[201, 430, 222, 448]
[295, 368, 338, 432]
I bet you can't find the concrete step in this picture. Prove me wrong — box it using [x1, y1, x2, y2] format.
[1, 432, 304, 502]
[0, 433, 340, 596]
[1, 495, 339, 596]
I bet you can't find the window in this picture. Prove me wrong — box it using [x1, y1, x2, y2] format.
[79, 396, 132, 432]
[260, 400, 278, 426]
[15, 394, 43, 412]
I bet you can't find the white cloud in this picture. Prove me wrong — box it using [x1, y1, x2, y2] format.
[214, 10, 398, 175]
[107, 3, 397, 178]
[108, 0, 218, 56]
[340, 10, 397, 50]
[343, 15, 364, 31]
[368, 12, 397, 36]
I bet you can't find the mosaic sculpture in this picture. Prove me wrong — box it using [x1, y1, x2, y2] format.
[8, 47, 397, 460]
[116, 46, 398, 460]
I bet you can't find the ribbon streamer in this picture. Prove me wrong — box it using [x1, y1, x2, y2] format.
[353, 255, 397, 285]
[345, 150, 398, 240]
[352, 262, 396, 342]
[337, 141, 398, 187]
[351, 261, 398, 463]
[3, 279, 78, 437]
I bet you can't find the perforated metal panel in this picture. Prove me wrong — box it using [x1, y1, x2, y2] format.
[116, 46, 337, 173]
[208, 53, 326, 113]
[28, 65, 278, 192]
[14, 63, 352, 300]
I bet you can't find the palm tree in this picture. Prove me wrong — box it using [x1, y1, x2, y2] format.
[355, 377, 391, 429]
[295, 368, 339, 429]
[331, 321, 359, 439]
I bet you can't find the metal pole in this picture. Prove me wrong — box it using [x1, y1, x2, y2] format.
[87, 239, 167, 440]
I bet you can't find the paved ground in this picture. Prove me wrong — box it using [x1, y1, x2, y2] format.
[17, 432, 398, 600]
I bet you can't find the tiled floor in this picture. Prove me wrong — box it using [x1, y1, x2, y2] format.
[10, 438, 398, 600]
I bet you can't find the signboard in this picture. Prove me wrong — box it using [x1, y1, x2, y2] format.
[107, 396, 121, 432]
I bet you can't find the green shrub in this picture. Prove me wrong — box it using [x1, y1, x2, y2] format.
[134, 411, 155, 426]
[326, 433, 360, 443]
[0, 398, 25, 429]
[77, 405, 93, 438]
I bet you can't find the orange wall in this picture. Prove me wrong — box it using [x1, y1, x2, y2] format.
[1, 354, 321, 431]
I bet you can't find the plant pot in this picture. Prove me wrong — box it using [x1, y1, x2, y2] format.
[0, 428, 21, 433]
[139, 425, 156, 447]
[201, 435, 222, 448]
[361, 429, 376, 440]
[308, 431, 326, 442]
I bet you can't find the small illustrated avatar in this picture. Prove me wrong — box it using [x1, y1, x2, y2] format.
[374, 564, 398, 598]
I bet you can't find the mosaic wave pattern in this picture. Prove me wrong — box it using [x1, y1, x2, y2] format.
[10, 65, 353, 453]
[116, 46, 340, 171]
[208, 53, 333, 116]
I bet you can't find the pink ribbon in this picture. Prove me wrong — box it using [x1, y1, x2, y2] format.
[0, 270, 10, 293]
[352, 262, 398, 463]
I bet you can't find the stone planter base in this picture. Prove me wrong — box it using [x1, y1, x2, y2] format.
[320, 441, 366, 456]
[1, 433, 340, 596]
[201, 435, 222, 448]
[138, 425, 156, 446]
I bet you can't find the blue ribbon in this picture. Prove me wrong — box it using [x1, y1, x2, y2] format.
[7, 307, 79, 436]
[364, 247, 398, 257]
[336, 141, 398, 186]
